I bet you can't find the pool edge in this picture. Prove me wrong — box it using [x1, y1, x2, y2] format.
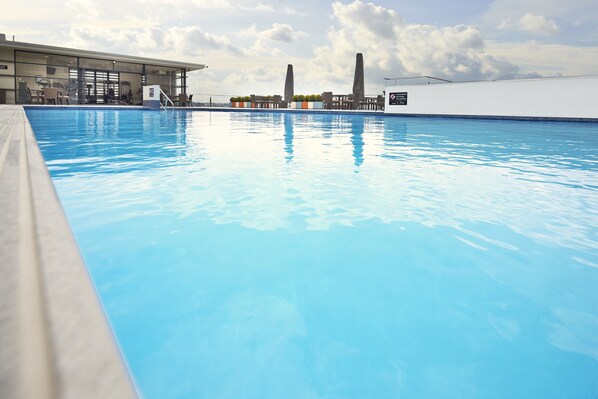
[0, 105, 138, 399]
[22, 104, 598, 123]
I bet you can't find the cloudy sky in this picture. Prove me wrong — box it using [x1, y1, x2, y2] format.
[3, 0, 598, 101]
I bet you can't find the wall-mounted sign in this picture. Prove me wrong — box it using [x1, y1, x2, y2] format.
[389, 92, 407, 105]
[0, 65, 8, 70]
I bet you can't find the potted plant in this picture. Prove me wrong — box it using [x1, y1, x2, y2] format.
[230, 96, 252, 108]
[291, 94, 323, 109]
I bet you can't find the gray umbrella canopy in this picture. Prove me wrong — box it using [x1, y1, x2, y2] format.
[352, 53, 364, 110]
[284, 64, 294, 104]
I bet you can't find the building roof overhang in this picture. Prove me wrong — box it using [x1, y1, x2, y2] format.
[0, 39, 207, 72]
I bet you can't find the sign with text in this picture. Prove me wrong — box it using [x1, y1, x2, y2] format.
[0, 65, 8, 70]
[389, 92, 407, 105]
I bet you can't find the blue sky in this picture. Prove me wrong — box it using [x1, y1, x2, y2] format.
[3, 0, 598, 101]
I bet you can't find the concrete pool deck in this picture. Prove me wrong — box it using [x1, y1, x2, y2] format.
[0, 105, 137, 399]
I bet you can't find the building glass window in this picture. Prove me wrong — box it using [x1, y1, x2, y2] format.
[114, 61, 143, 74]
[145, 65, 184, 96]
[16, 63, 69, 80]
[15, 51, 77, 66]
[14, 51, 77, 103]
[79, 57, 114, 71]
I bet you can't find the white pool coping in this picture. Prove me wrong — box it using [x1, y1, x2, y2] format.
[0, 105, 137, 399]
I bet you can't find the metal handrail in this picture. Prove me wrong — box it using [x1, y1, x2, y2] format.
[159, 88, 174, 111]
[384, 76, 453, 86]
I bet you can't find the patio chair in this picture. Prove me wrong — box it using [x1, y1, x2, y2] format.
[26, 87, 42, 104]
[344, 94, 355, 110]
[58, 91, 70, 105]
[323, 92, 342, 110]
[42, 88, 59, 105]
[177, 93, 189, 107]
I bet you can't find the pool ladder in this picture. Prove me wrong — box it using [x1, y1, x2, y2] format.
[159, 88, 174, 111]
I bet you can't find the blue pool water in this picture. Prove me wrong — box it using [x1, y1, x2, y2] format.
[27, 109, 598, 398]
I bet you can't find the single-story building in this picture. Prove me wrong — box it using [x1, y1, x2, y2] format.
[0, 33, 206, 105]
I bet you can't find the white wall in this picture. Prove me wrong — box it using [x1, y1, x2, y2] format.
[385, 76, 598, 120]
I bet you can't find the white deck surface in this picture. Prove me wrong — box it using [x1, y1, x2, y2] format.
[0, 105, 137, 399]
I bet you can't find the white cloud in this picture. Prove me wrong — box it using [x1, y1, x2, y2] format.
[481, 0, 598, 36]
[137, 0, 249, 10]
[251, 3, 276, 12]
[65, 0, 103, 19]
[486, 40, 598, 76]
[261, 24, 299, 43]
[238, 23, 310, 58]
[66, 25, 247, 57]
[243, 23, 307, 43]
[282, 7, 307, 16]
[483, 0, 595, 21]
[135, 0, 276, 12]
[332, 0, 404, 38]
[307, 1, 519, 94]
[224, 66, 282, 86]
[518, 13, 559, 35]
[179, 0, 235, 9]
[498, 13, 559, 36]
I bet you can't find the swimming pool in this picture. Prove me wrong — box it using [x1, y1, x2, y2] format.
[27, 109, 598, 398]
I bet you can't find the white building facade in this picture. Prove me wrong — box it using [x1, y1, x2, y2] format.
[385, 76, 598, 121]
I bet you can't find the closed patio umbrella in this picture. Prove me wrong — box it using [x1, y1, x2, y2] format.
[284, 64, 294, 106]
[352, 53, 364, 110]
